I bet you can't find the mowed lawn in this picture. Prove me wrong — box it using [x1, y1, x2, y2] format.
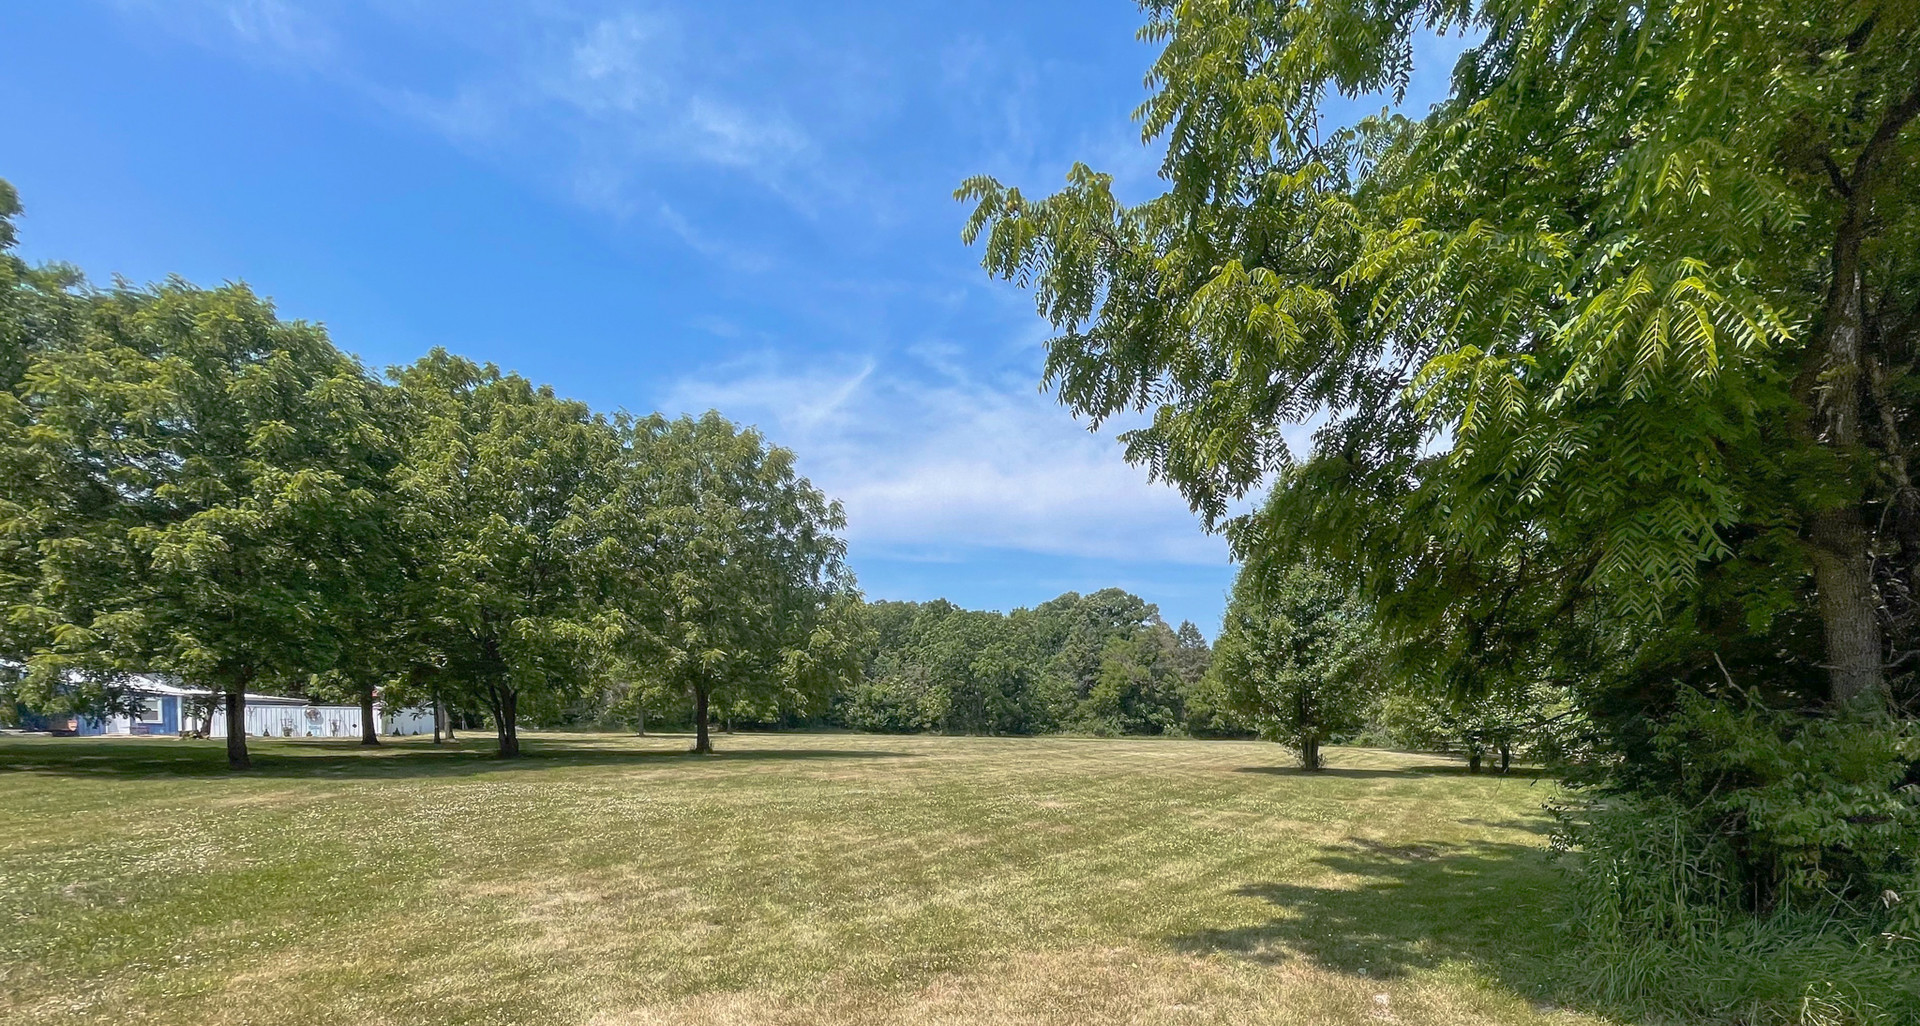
[0, 732, 1612, 1026]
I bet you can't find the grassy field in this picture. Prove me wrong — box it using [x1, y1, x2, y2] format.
[0, 732, 1615, 1026]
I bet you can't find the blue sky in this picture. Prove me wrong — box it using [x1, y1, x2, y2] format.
[2, 1, 1465, 635]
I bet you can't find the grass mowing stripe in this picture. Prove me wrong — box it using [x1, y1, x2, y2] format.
[2, 732, 1605, 1025]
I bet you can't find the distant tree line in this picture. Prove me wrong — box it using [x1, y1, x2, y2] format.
[778, 589, 1217, 738]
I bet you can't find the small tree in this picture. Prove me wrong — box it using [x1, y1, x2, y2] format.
[1210, 561, 1380, 770]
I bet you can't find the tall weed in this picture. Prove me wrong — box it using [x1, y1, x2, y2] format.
[1552, 696, 1919, 1024]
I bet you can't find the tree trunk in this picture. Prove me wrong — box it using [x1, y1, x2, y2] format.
[1795, 84, 1920, 712]
[224, 688, 250, 770]
[1300, 733, 1321, 771]
[1468, 749, 1482, 775]
[432, 695, 443, 744]
[693, 686, 712, 754]
[359, 687, 381, 746]
[636, 705, 646, 737]
[493, 685, 520, 758]
[1499, 744, 1513, 775]
[1810, 506, 1885, 709]
[1804, 222, 1886, 710]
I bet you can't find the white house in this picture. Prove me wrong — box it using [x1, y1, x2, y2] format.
[64, 674, 436, 738]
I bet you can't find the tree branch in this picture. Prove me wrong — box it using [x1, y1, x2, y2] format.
[1849, 67, 1920, 191]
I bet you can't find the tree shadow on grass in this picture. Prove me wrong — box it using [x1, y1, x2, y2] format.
[0, 737, 920, 780]
[1168, 835, 1572, 1004]
[1233, 764, 1556, 780]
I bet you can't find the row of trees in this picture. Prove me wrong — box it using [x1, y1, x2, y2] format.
[0, 181, 859, 766]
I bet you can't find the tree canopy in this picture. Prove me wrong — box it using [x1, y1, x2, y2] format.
[6, 257, 394, 767]
[601, 411, 861, 754]
[960, 0, 1920, 718]
[392, 350, 620, 758]
[1209, 559, 1378, 770]
[839, 590, 1220, 737]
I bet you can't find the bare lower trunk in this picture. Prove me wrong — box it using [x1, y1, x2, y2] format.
[636, 705, 646, 737]
[1468, 748, 1483, 775]
[432, 695, 443, 744]
[359, 687, 381, 746]
[693, 687, 712, 754]
[1499, 744, 1513, 775]
[1810, 507, 1885, 709]
[492, 685, 520, 758]
[1296, 686, 1321, 770]
[224, 689, 250, 770]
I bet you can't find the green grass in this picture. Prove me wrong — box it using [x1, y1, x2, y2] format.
[0, 731, 1615, 1025]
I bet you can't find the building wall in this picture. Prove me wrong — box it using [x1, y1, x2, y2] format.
[206, 701, 365, 738]
[76, 695, 180, 736]
[67, 692, 435, 739]
[379, 704, 437, 736]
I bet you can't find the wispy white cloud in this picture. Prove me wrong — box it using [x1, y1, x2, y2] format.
[388, 8, 825, 218]
[111, 0, 337, 66]
[656, 203, 773, 272]
[109, 1, 832, 231]
[660, 352, 1229, 566]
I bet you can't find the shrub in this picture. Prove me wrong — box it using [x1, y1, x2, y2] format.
[1553, 694, 1920, 1024]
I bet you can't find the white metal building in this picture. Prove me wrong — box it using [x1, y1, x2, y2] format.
[64, 674, 437, 738]
[202, 692, 437, 738]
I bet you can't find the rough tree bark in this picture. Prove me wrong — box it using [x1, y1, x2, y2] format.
[1805, 210, 1887, 710]
[1798, 69, 1920, 712]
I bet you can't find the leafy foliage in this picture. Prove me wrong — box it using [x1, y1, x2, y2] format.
[959, 0, 1920, 710]
[959, 0, 1920, 1013]
[601, 411, 861, 754]
[1209, 559, 1378, 769]
[391, 350, 621, 758]
[835, 591, 1218, 737]
[0, 185, 860, 761]
[1555, 697, 1920, 1023]
[5, 225, 394, 765]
